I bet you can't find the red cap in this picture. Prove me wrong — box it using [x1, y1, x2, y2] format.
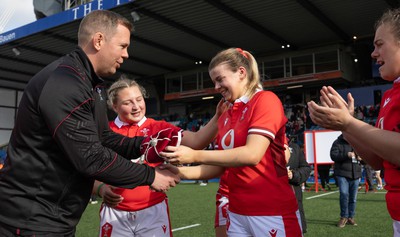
[140, 128, 182, 163]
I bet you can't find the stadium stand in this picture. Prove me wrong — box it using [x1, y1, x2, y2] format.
[0, 1, 395, 145]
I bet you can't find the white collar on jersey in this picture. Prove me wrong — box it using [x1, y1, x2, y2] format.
[395, 77, 400, 84]
[114, 116, 147, 128]
[230, 89, 262, 106]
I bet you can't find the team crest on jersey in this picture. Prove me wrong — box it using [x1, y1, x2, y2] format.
[240, 107, 248, 121]
[101, 222, 113, 237]
[221, 129, 234, 150]
[140, 127, 150, 136]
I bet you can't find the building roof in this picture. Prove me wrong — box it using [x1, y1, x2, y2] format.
[0, 0, 393, 91]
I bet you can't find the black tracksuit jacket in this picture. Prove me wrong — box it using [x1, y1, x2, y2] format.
[330, 134, 362, 179]
[0, 47, 155, 233]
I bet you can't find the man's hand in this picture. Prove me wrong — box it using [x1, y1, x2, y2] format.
[150, 166, 181, 192]
[157, 163, 180, 175]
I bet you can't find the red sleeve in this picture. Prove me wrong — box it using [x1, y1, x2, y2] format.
[248, 91, 287, 140]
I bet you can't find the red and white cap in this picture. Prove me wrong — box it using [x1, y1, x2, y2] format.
[139, 128, 182, 163]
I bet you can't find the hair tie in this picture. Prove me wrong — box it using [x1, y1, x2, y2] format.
[236, 48, 249, 59]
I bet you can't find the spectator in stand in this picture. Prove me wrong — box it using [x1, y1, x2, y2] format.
[368, 105, 376, 118]
[196, 118, 204, 131]
[355, 107, 364, 121]
[94, 78, 227, 236]
[361, 105, 368, 119]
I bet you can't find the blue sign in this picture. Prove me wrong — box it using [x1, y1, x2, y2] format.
[0, 0, 134, 45]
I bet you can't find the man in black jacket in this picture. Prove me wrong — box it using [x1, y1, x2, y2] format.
[330, 133, 362, 228]
[287, 138, 311, 234]
[0, 10, 179, 236]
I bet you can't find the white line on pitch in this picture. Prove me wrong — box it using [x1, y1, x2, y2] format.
[172, 223, 201, 232]
[306, 191, 339, 200]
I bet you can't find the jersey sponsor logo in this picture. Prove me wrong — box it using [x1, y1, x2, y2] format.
[268, 229, 278, 237]
[101, 222, 113, 237]
[224, 117, 229, 126]
[162, 224, 167, 233]
[221, 129, 234, 150]
[383, 97, 391, 107]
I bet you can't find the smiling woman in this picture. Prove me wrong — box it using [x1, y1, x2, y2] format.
[93, 76, 226, 237]
[161, 48, 303, 237]
[307, 8, 400, 236]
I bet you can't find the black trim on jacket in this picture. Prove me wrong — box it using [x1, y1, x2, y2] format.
[0, 47, 155, 233]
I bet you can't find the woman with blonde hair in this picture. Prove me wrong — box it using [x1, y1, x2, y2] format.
[307, 8, 400, 236]
[94, 76, 227, 237]
[162, 48, 302, 237]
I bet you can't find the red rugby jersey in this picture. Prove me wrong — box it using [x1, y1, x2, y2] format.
[217, 91, 298, 216]
[376, 81, 400, 220]
[109, 116, 182, 211]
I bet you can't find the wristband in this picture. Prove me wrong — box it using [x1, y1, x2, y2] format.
[97, 183, 106, 197]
